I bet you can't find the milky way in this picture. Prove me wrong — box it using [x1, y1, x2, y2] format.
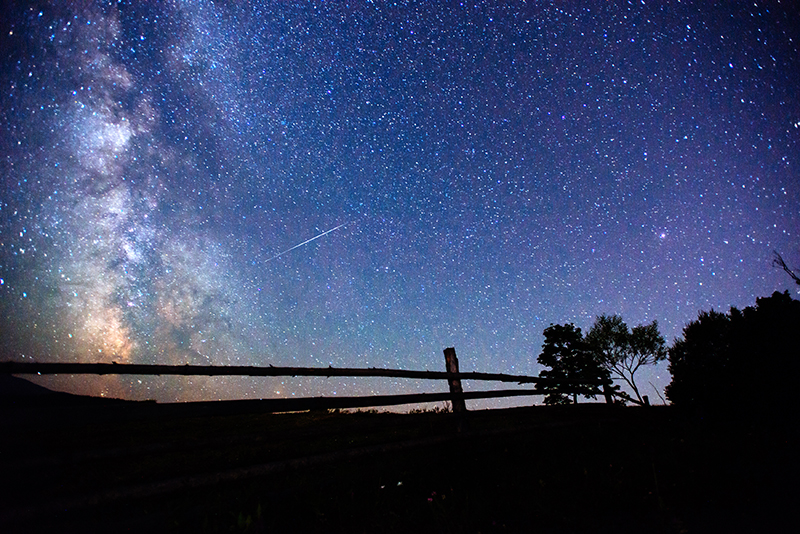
[1, 1, 798, 405]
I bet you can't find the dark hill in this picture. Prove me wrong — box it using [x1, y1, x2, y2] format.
[0, 373, 64, 397]
[1, 400, 797, 533]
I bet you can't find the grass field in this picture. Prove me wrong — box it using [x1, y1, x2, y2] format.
[2, 394, 797, 533]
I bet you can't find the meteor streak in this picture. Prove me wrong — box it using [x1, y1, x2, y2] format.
[265, 222, 349, 263]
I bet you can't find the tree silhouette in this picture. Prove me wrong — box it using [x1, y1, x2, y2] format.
[537, 323, 612, 405]
[585, 315, 667, 404]
[666, 291, 800, 418]
[664, 310, 733, 411]
[773, 251, 800, 286]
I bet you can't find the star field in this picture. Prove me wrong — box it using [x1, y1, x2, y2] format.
[1, 1, 798, 406]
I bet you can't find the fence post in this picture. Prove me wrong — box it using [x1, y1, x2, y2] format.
[443, 347, 467, 413]
[603, 382, 613, 404]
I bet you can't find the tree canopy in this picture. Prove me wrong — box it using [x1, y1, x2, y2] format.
[585, 315, 667, 404]
[666, 291, 800, 418]
[537, 323, 615, 405]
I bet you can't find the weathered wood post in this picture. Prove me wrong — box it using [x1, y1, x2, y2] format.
[443, 347, 467, 413]
[603, 381, 614, 404]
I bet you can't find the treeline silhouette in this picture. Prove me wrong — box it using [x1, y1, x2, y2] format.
[536, 289, 800, 419]
[666, 290, 800, 419]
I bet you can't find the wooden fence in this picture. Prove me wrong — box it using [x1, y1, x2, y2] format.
[0, 347, 632, 412]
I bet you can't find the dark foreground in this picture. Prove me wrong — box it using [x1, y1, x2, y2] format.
[1, 391, 797, 533]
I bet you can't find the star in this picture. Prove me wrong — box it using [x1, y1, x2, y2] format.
[0, 1, 797, 406]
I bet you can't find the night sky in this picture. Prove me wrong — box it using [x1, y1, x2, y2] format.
[1, 1, 798, 407]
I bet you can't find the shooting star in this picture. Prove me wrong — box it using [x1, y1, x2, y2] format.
[265, 222, 349, 263]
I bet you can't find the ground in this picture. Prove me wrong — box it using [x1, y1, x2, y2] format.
[1, 393, 797, 533]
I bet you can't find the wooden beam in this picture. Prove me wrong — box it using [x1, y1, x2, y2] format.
[178, 389, 547, 414]
[0, 361, 607, 386]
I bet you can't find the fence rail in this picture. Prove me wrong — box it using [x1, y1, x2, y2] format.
[0, 361, 604, 384]
[0, 348, 630, 411]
